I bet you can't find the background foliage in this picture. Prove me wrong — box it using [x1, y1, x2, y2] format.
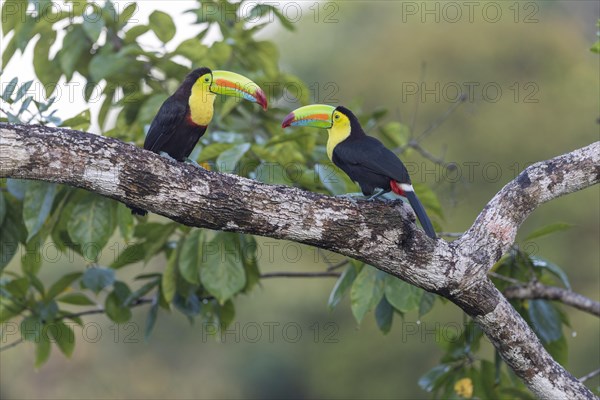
[1, 1, 598, 398]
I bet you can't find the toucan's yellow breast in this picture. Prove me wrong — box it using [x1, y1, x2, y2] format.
[326, 120, 351, 161]
[189, 81, 216, 126]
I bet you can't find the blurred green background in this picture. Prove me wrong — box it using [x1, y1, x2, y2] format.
[1, 1, 599, 399]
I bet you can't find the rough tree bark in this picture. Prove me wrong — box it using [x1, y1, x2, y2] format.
[0, 123, 598, 399]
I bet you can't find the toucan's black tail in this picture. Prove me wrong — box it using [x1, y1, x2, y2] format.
[127, 204, 148, 217]
[405, 191, 436, 239]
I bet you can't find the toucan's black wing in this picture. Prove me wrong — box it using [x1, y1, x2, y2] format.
[333, 136, 411, 184]
[143, 96, 188, 153]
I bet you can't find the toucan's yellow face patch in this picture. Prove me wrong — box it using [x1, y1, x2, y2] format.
[189, 73, 216, 126]
[326, 111, 351, 161]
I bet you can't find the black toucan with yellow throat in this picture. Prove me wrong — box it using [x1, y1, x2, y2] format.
[130, 67, 268, 216]
[282, 104, 436, 239]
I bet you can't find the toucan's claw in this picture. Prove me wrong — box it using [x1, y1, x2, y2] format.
[185, 158, 204, 169]
[159, 151, 177, 162]
[367, 189, 388, 202]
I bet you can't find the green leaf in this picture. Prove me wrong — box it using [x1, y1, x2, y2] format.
[134, 222, 177, 263]
[124, 25, 150, 44]
[161, 250, 178, 304]
[33, 28, 60, 97]
[216, 143, 251, 172]
[219, 300, 235, 330]
[591, 41, 600, 54]
[14, 80, 32, 102]
[545, 335, 568, 366]
[124, 278, 159, 307]
[48, 321, 75, 357]
[0, 192, 6, 225]
[528, 299, 563, 343]
[316, 163, 347, 195]
[239, 234, 260, 293]
[149, 10, 175, 43]
[58, 26, 89, 81]
[81, 267, 115, 294]
[118, 3, 138, 26]
[67, 193, 116, 260]
[1, 0, 26, 35]
[350, 265, 385, 323]
[199, 232, 246, 304]
[179, 229, 203, 284]
[110, 242, 145, 269]
[0, 198, 27, 271]
[379, 121, 410, 148]
[21, 238, 43, 275]
[1, 77, 18, 101]
[21, 316, 43, 342]
[328, 263, 359, 310]
[175, 38, 208, 63]
[384, 275, 423, 313]
[57, 293, 96, 306]
[35, 331, 51, 368]
[6, 179, 28, 200]
[198, 143, 235, 162]
[375, 296, 394, 334]
[83, 12, 104, 42]
[173, 292, 201, 317]
[418, 364, 452, 392]
[531, 257, 571, 290]
[117, 203, 134, 241]
[524, 222, 573, 242]
[61, 110, 91, 131]
[137, 93, 168, 125]
[144, 298, 159, 341]
[88, 51, 135, 83]
[23, 181, 57, 241]
[419, 292, 437, 317]
[105, 281, 132, 323]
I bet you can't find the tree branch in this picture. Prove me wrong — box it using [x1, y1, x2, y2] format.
[504, 281, 600, 317]
[1, 123, 598, 399]
[260, 271, 340, 279]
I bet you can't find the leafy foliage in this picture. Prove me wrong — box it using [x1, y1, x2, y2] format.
[0, 2, 588, 398]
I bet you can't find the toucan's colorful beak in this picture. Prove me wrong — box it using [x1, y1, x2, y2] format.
[210, 70, 268, 110]
[281, 104, 336, 129]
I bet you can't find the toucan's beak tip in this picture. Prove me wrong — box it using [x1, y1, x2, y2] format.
[282, 112, 295, 128]
[255, 88, 268, 111]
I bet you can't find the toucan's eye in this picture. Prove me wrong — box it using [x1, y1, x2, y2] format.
[204, 77, 210, 83]
[334, 114, 340, 120]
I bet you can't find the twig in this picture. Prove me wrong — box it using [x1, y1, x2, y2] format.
[416, 93, 467, 141]
[503, 281, 600, 317]
[438, 232, 464, 238]
[0, 338, 24, 352]
[260, 272, 341, 279]
[326, 259, 349, 271]
[579, 368, 600, 383]
[0, 298, 155, 352]
[488, 272, 522, 285]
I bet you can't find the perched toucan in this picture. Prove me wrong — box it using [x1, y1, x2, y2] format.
[129, 67, 268, 215]
[282, 104, 436, 239]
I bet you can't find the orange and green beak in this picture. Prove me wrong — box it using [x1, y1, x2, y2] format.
[281, 104, 337, 129]
[210, 70, 268, 110]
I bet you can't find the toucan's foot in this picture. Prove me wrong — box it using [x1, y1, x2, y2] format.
[159, 151, 177, 162]
[367, 189, 389, 202]
[335, 193, 363, 204]
[184, 158, 203, 169]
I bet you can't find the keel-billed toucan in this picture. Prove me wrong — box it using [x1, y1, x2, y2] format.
[130, 67, 268, 215]
[282, 104, 436, 239]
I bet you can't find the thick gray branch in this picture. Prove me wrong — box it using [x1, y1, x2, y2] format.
[504, 281, 600, 317]
[1, 123, 598, 399]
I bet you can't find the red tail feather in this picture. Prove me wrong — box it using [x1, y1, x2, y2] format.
[390, 180, 404, 196]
